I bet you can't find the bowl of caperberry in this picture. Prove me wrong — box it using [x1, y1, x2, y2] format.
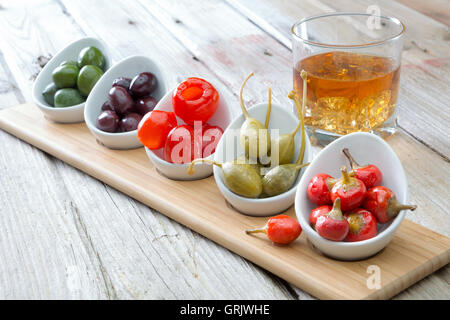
[84, 55, 167, 149]
[138, 77, 231, 180]
[295, 132, 417, 261]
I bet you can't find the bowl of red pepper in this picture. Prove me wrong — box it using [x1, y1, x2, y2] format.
[295, 132, 416, 261]
[139, 77, 231, 180]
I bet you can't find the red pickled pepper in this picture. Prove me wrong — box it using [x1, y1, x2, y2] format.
[309, 205, 332, 229]
[137, 110, 177, 149]
[315, 198, 349, 241]
[164, 125, 202, 164]
[245, 215, 302, 245]
[172, 77, 219, 126]
[363, 186, 417, 223]
[307, 173, 335, 205]
[343, 148, 383, 189]
[344, 208, 377, 242]
[330, 166, 367, 211]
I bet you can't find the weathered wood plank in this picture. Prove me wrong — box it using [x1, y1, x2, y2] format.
[0, 0, 295, 299]
[395, 0, 450, 27]
[137, 0, 450, 299]
[0, 130, 109, 299]
[0, 51, 24, 108]
[0, 0, 448, 299]
[226, 0, 450, 158]
[223, 0, 450, 300]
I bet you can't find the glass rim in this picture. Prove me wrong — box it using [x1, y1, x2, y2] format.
[291, 12, 405, 48]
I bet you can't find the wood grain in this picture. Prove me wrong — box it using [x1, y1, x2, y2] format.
[0, 0, 295, 299]
[0, 0, 448, 300]
[1, 103, 449, 300]
[227, 0, 450, 158]
[395, 0, 450, 27]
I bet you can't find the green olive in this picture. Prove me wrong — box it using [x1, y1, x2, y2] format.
[77, 65, 103, 96]
[42, 82, 58, 106]
[60, 60, 78, 67]
[52, 64, 79, 88]
[262, 163, 308, 197]
[273, 134, 295, 165]
[54, 88, 85, 108]
[222, 162, 262, 198]
[239, 72, 271, 160]
[78, 46, 105, 70]
[234, 154, 263, 176]
[240, 118, 271, 159]
[187, 158, 262, 198]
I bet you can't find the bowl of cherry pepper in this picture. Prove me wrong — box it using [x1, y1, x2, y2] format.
[84, 55, 167, 149]
[137, 77, 231, 180]
[295, 132, 417, 261]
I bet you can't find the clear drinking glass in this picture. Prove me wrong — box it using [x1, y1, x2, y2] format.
[292, 13, 404, 144]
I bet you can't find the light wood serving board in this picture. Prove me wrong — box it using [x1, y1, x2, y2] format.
[1, 103, 449, 300]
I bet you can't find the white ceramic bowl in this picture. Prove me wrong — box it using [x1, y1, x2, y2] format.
[32, 37, 111, 123]
[145, 82, 231, 180]
[295, 132, 409, 261]
[84, 55, 167, 150]
[213, 102, 311, 216]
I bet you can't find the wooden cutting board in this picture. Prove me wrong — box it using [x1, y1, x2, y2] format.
[1, 103, 449, 300]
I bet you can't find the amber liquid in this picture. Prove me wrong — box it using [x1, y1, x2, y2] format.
[294, 51, 400, 135]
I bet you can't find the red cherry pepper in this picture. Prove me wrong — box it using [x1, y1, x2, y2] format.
[172, 77, 219, 126]
[137, 110, 178, 149]
[344, 208, 377, 242]
[315, 198, 349, 241]
[201, 124, 223, 157]
[309, 205, 332, 230]
[330, 166, 367, 212]
[164, 125, 202, 164]
[363, 186, 417, 223]
[343, 148, 382, 189]
[307, 173, 336, 205]
[246, 215, 302, 245]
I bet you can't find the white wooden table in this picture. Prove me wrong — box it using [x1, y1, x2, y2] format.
[0, 0, 449, 299]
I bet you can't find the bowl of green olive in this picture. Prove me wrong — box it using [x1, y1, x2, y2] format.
[32, 37, 110, 123]
[211, 100, 311, 216]
[186, 72, 311, 216]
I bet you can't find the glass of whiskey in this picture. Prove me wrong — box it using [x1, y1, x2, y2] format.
[292, 13, 404, 144]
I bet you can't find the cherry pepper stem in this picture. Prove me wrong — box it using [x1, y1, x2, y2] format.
[245, 226, 267, 235]
[239, 72, 254, 120]
[342, 148, 361, 170]
[328, 198, 344, 220]
[341, 165, 352, 185]
[187, 158, 222, 175]
[288, 70, 308, 165]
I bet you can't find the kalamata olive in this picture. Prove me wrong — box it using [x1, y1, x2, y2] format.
[129, 72, 157, 98]
[135, 96, 157, 115]
[97, 110, 119, 133]
[119, 113, 143, 132]
[112, 77, 132, 90]
[108, 86, 134, 116]
[101, 100, 113, 111]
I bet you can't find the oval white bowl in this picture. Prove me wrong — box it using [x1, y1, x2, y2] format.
[84, 55, 167, 150]
[295, 132, 409, 261]
[213, 102, 312, 216]
[32, 37, 111, 123]
[145, 82, 231, 180]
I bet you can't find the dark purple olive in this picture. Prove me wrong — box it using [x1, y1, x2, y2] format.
[101, 100, 113, 111]
[135, 96, 157, 115]
[112, 77, 132, 90]
[119, 113, 143, 132]
[97, 110, 119, 133]
[108, 86, 134, 116]
[129, 72, 157, 98]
